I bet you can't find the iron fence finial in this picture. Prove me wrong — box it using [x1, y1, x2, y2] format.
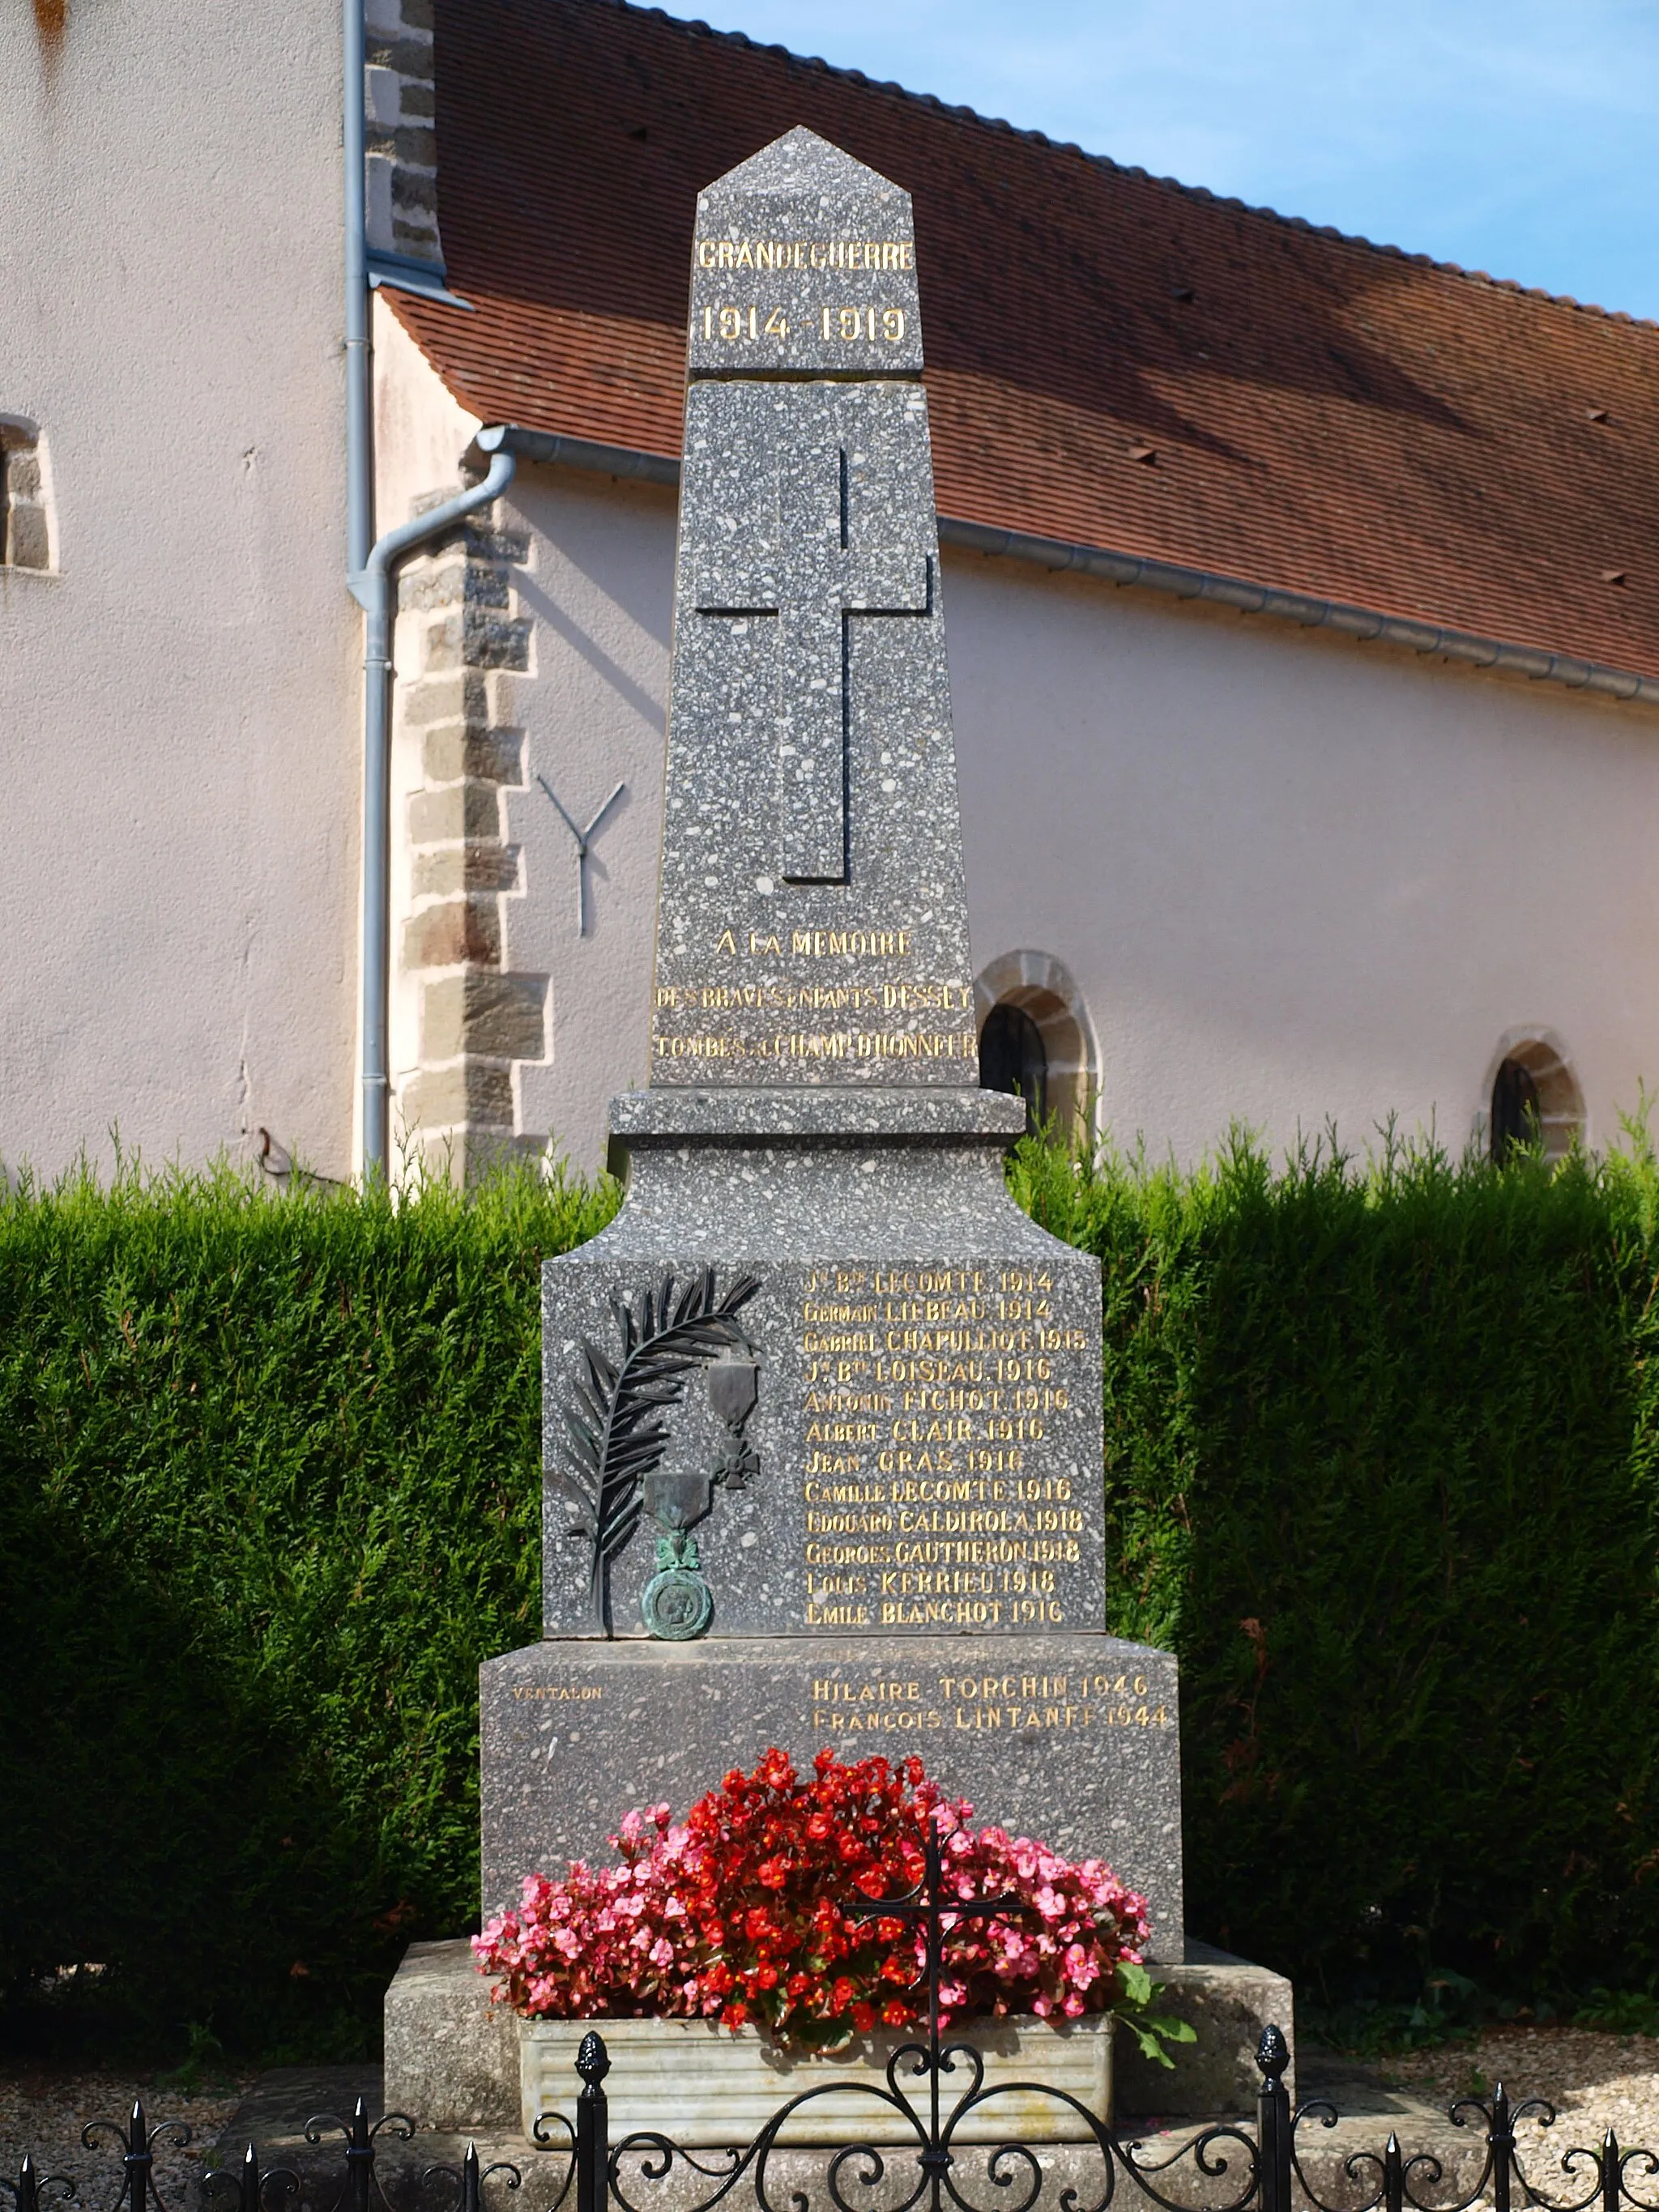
[238, 2143, 259, 2212]
[576, 2030, 612, 2085]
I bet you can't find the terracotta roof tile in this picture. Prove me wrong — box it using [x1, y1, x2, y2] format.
[390, 0, 1659, 683]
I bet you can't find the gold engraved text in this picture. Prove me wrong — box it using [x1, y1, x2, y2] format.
[696, 238, 914, 271]
[808, 1673, 1169, 1736]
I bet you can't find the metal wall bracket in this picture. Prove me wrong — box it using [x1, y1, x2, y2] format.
[537, 776, 626, 936]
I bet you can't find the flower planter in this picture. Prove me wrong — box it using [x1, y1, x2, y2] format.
[520, 2011, 1113, 2147]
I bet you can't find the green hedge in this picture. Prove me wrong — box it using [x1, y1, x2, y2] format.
[0, 1161, 617, 2058]
[3, 1134, 1659, 2056]
[1011, 1129, 1659, 2022]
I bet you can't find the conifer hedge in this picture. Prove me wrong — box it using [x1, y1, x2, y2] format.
[1009, 1132, 1659, 2027]
[0, 1162, 617, 2058]
[3, 1136, 1659, 2056]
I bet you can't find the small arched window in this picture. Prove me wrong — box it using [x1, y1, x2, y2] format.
[979, 1003, 1048, 1133]
[974, 952, 1098, 1141]
[1491, 1058, 1542, 1162]
[1, 419, 52, 570]
[1486, 1033, 1584, 1165]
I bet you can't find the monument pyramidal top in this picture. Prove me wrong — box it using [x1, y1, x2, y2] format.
[685, 127, 926, 377]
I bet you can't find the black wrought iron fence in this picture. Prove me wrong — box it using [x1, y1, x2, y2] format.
[9, 2036, 1659, 2212]
[565, 2020, 1659, 2212]
[11, 2039, 1659, 2212]
[0, 2097, 523, 2212]
[8, 1833, 1659, 2212]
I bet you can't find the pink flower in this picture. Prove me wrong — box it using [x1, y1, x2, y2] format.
[469, 1750, 1150, 2046]
[1062, 1944, 1096, 1989]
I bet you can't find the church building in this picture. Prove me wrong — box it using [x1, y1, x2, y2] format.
[4, 0, 1658, 1183]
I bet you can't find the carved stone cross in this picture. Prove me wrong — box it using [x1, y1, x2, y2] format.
[693, 441, 930, 884]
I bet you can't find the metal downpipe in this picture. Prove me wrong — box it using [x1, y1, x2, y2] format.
[355, 435, 518, 1183]
[343, 0, 371, 579]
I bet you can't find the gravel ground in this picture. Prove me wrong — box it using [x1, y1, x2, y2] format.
[0, 2067, 256, 2203]
[1386, 2027, 1659, 2161]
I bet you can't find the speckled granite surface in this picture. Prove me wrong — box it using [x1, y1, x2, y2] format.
[539, 1142, 1106, 1641]
[651, 133, 973, 1087]
[685, 127, 924, 380]
[609, 1087, 1026, 1143]
[480, 129, 1187, 2001]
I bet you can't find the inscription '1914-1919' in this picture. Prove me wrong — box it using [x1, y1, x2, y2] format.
[700, 305, 910, 344]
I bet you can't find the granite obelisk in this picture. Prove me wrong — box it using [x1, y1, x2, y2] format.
[480, 129, 1184, 1954]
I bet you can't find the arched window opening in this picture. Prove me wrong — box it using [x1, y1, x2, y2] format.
[1486, 1034, 1584, 1166]
[1, 420, 51, 570]
[979, 1003, 1047, 1133]
[1491, 1058, 1541, 1162]
[973, 952, 1099, 1144]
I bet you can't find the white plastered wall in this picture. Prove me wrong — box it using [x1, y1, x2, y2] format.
[0, 0, 359, 1183]
[944, 552, 1659, 1166]
[371, 364, 1659, 1176]
[498, 469, 672, 1168]
[373, 296, 481, 535]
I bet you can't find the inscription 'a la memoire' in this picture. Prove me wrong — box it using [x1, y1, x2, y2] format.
[717, 928, 916, 958]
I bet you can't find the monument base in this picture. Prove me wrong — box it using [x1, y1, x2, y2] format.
[522, 2010, 1112, 2145]
[480, 1632, 1183, 1950]
[384, 1940, 1294, 2129]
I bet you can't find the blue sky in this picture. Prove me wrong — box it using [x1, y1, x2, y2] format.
[678, 0, 1659, 323]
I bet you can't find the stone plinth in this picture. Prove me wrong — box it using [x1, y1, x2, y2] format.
[384, 1940, 1294, 2129]
[384, 1937, 518, 2132]
[1112, 1943, 1295, 2116]
[540, 1092, 1104, 1643]
[481, 1632, 1182, 1950]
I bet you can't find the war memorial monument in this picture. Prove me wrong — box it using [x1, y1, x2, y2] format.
[387, 126, 1289, 2129]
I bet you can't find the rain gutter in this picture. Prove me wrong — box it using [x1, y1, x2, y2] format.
[941, 518, 1659, 708]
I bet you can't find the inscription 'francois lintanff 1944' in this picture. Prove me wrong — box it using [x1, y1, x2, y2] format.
[481, 128, 1187, 1957]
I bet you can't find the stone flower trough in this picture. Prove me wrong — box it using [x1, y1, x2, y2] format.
[520, 2010, 1115, 2146]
